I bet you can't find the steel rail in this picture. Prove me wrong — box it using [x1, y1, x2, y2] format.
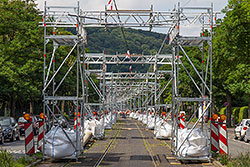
[93, 129, 120, 167]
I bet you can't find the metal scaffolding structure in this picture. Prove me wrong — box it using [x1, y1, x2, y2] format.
[169, 4, 215, 161]
[41, 1, 218, 161]
[41, 2, 85, 160]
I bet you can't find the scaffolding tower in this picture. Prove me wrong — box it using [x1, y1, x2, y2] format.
[41, 1, 219, 161]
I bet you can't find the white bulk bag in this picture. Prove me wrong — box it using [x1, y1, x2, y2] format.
[146, 116, 155, 129]
[93, 119, 104, 138]
[104, 115, 112, 129]
[155, 122, 172, 139]
[154, 120, 162, 136]
[44, 126, 80, 159]
[138, 114, 143, 121]
[129, 112, 134, 118]
[177, 128, 209, 157]
[142, 115, 147, 124]
[133, 112, 139, 119]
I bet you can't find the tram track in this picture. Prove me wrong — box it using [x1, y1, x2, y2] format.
[93, 127, 121, 167]
[135, 123, 158, 167]
[56, 124, 121, 167]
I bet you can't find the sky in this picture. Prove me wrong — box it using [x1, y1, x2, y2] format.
[36, 0, 227, 12]
[36, 0, 228, 35]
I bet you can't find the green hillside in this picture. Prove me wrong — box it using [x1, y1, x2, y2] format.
[78, 27, 171, 73]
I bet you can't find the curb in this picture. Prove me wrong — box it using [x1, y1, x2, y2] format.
[26, 159, 42, 167]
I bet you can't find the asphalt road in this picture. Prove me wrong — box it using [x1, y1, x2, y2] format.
[227, 128, 250, 158]
[0, 135, 38, 158]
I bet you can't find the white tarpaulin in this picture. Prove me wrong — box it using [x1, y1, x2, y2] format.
[177, 128, 209, 157]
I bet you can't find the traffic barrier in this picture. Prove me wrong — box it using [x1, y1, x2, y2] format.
[178, 114, 185, 129]
[37, 121, 44, 151]
[218, 115, 228, 154]
[74, 112, 81, 130]
[211, 114, 219, 152]
[25, 122, 35, 155]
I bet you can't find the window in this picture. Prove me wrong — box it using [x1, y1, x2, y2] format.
[0, 118, 11, 126]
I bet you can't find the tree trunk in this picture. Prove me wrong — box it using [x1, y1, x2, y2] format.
[248, 96, 250, 118]
[0, 102, 5, 115]
[212, 96, 216, 114]
[30, 101, 33, 114]
[61, 100, 65, 113]
[11, 97, 16, 118]
[226, 93, 232, 127]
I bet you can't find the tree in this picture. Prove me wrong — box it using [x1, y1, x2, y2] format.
[0, 0, 43, 116]
[213, 0, 250, 125]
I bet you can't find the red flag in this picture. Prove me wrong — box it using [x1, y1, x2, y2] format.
[126, 50, 131, 59]
[129, 65, 132, 72]
[107, 0, 113, 10]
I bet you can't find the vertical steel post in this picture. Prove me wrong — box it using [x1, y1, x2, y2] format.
[75, 1, 80, 160]
[42, 1, 47, 159]
[154, 54, 157, 127]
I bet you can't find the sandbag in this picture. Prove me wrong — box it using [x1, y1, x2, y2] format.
[93, 119, 105, 138]
[142, 114, 147, 124]
[154, 119, 163, 136]
[155, 122, 172, 139]
[129, 112, 135, 118]
[133, 112, 139, 120]
[44, 126, 80, 159]
[146, 116, 155, 129]
[177, 128, 209, 157]
[104, 115, 112, 129]
[138, 114, 143, 121]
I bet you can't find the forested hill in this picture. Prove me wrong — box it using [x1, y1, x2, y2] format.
[75, 27, 171, 55]
[83, 28, 171, 72]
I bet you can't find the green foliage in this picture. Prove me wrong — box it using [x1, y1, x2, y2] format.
[213, 0, 250, 110]
[0, 150, 38, 167]
[85, 27, 171, 55]
[219, 107, 227, 115]
[0, 150, 14, 167]
[217, 152, 250, 167]
[218, 153, 231, 165]
[84, 27, 171, 73]
[238, 106, 248, 123]
[15, 155, 33, 166]
[227, 153, 250, 167]
[232, 107, 240, 124]
[0, 0, 43, 116]
[63, 112, 69, 120]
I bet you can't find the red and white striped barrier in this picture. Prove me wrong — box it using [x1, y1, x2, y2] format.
[37, 121, 44, 151]
[211, 118, 219, 152]
[178, 115, 185, 129]
[25, 122, 34, 155]
[218, 118, 228, 154]
[74, 112, 81, 130]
